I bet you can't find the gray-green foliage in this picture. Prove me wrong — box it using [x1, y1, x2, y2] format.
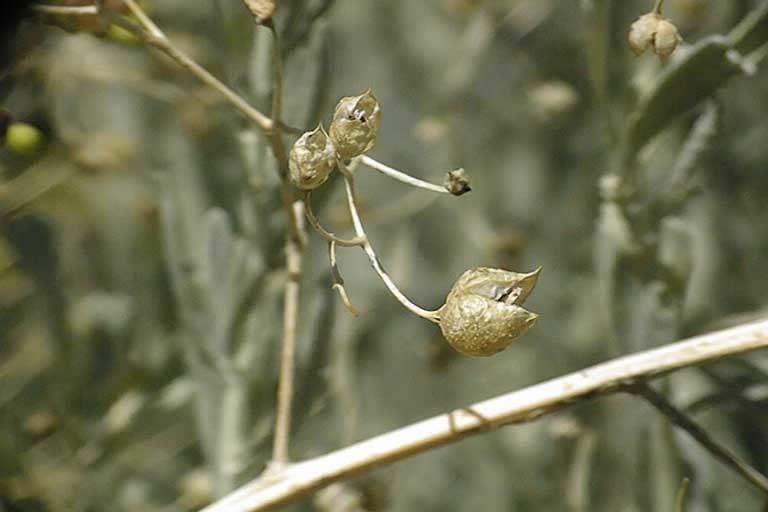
[2, 1, 768, 511]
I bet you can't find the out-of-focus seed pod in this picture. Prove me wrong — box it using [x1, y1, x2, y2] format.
[439, 267, 541, 357]
[629, 13, 661, 56]
[654, 19, 682, 57]
[444, 168, 471, 196]
[329, 89, 381, 160]
[289, 124, 337, 190]
[628, 11, 682, 59]
[242, 0, 275, 24]
[5, 122, 44, 156]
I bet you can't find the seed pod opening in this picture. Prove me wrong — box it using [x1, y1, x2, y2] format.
[439, 267, 541, 357]
[289, 125, 337, 190]
[329, 89, 382, 160]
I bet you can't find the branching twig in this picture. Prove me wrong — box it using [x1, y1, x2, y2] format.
[359, 155, 451, 195]
[627, 381, 768, 496]
[113, 0, 306, 468]
[200, 318, 768, 512]
[118, 0, 273, 131]
[340, 162, 441, 323]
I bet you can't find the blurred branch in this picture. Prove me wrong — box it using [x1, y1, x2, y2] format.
[31, 4, 98, 15]
[201, 318, 768, 512]
[627, 382, 768, 496]
[113, 0, 273, 131]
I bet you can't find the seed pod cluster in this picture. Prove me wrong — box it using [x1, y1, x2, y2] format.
[628, 12, 682, 58]
[289, 90, 381, 190]
[439, 267, 541, 357]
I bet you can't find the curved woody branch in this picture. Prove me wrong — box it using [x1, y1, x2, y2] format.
[201, 318, 768, 512]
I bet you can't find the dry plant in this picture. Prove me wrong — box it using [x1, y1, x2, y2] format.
[3, 0, 768, 510]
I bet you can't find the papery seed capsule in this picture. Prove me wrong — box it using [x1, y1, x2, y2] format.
[439, 267, 541, 357]
[289, 125, 337, 190]
[628, 13, 660, 56]
[653, 19, 682, 57]
[329, 89, 381, 160]
[444, 168, 471, 196]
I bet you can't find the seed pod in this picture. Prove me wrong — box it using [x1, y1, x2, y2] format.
[628, 13, 660, 56]
[654, 19, 682, 57]
[439, 267, 541, 357]
[289, 125, 337, 190]
[329, 89, 381, 160]
[628, 11, 682, 59]
[444, 168, 471, 196]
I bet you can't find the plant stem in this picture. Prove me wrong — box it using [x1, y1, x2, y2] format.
[628, 381, 768, 496]
[652, 0, 665, 15]
[272, 203, 304, 466]
[359, 155, 450, 195]
[119, 0, 272, 131]
[328, 241, 359, 316]
[267, 23, 283, 126]
[340, 163, 441, 323]
[201, 318, 768, 512]
[303, 192, 366, 247]
[118, 0, 306, 469]
[31, 4, 99, 15]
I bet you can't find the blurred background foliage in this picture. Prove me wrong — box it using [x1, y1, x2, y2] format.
[2, 0, 768, 510]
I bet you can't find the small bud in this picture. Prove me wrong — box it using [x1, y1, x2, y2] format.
[628, 12, 682, 59]
[5, 122, 44, 156]
[329, 89, 381, 160]
[439, 267, 541, 357]
[654, 19, 682, 57]
[289, 125, 337, 190]
[242, 0, 275, 24]
[444, 168, 471, 196]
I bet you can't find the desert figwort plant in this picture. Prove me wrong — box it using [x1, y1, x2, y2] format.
[21, 1, 768, 510]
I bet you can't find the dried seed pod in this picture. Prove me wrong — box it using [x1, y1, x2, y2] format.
[289, 125, 337, 190]
[653, 18, 682, 57]
[439, 267, 541, 357]
[329, 89, 381, 160]
[444, 168, 471, 196]
[628, 12, 682, 58]
[629, 13, 660, 56]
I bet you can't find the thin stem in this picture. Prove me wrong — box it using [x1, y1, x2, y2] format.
[675, 478, 691, 512]
[328, 241, 359, 317]
[119, 0, 273, 131]
[32, 4, 99, 15]
[118, 0, 306, 468]
[201, 319, 768, 512]
[340, 163, 441, 323]
[272, 201, 305, 466]
[360, 155, 450, 195]
[628, 381, 768, 496]
[652, 0, 664, 15]
[303, 192, 366, 247]
[267, 23, 283, 125]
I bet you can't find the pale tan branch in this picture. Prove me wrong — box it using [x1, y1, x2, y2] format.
[200, 318, 768, 512]
[32, 4, 99, 15]
[118, 0, 272, 131]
